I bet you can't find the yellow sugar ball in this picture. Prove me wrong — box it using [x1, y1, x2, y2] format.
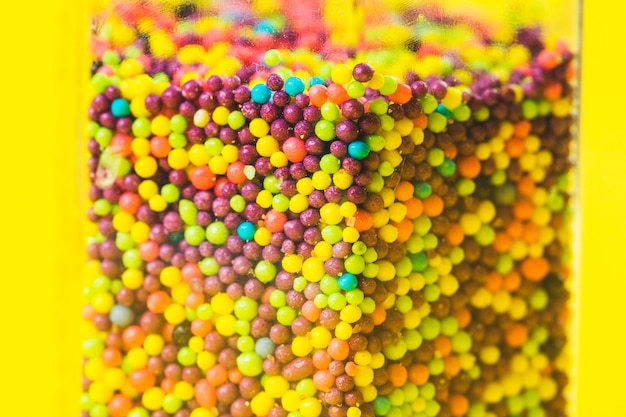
[251, 392, 275, 416]
[511, 354, 529, 374]
[300, 397, 323, 417]
[84, 357, 105, 381]
[143, 387, 165, 411]
[509, 297, 527, 320]
[313, 241, 333, 261]
[310, 326, 332, 349]
[475, 143, 492, 160]
[528, 242, 544, 258]
[403, 309, 421, 329]
[127, 347, 149, 369]
[138, 179, 159, 200]
[302, 257, 325, 282]
[394, 118, 413, 136]
[256, 135, 279, 157]
[168, 148, 190, 170]
[130, 221, 150, 243]
[174, 381, 195, 401]
[376, 260, 396, 281]
[122, 269, 143, 290]
[189, 336, 205, 353]
[92, 293, 114, 314]
[222, 144, 239, 162]
[312, 171, 332, 190]
[509, 240, 528, 260]
[380, 187, 396, 207]
[538, 377, 558, 401]
[151, 115, 171, 136]
[254, 227, 272, 246]
[265, 376, 290, 398]
[410, 128, 424, 145]
[378, 224, 399, 243]
[493, 152, 510, 170]
[164, 304, 186, 325]
[112, 211, 135, 233]
[519, 153, 537, 171]
[132, 137, 151, 157]
[409, 272, 425, 291]
[441, 87, 463, 110]
[500, 374, 522, 397]
[354, 366, 375, 387]
[130, 96, 151, 118]
[460, 213, 481, 235]
[89, 381, 113, 403]
[320, 203, 343, 225]
[149, 194, 167, 212]
[250, 118, 270, 137]
[256, 190, 273, 208]
[340, 305, 362, 323]
[270, 151, 288, 168]
[333, 169, 354, 189]
[492, 290, 512, 313]
[160, 266, 182, 287]
[438, 274, 459, 296]
[490, 137, 504, 154]
[190, 408, 213, 417]
[523, 369, 541, 389]
[289, 194, 309, 213]
[479, 345, 501, 365]
[381, 148, 403, 167]
[342, 227, 360, 243]
[370, 352, 385, 369]
[354, 351, 372, 366]
[296, 178, 314, 195]
[372, 209, 390, 228]
[348, 407, 362, 417]
[282, 390, 301, 412]
[171, 283, 191, 305]
[208, 155, 228, 175]
[215, 314, 237, 336]
[531, 354, 549, 371]
[477, 201, 496, 223]
[188, 143, 210, 166]
[483, 382, 503, 403]
[470, 287, 492, 309]
[282, 254, 303, 273]
[212, 106, 230, 125]
[459, 353, 476, 371]
[197, 351, 216, 371]
[103, 368, 126, 390]
[335, 321, 353, 340]
[211, 292, 234, 315]
[292, 336, 313, 357]
[388, 202, 408, 223]
[143, 334, 165, 356]
[331, 64, 353, 84]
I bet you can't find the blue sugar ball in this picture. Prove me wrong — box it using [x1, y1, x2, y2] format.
[251, 84, 272, 104]
[285, 76, 305, 96]
[110, 304, 135, 328]
[255, 337, 276, 358]
[237, 221, 256, 241]
[348, 141, 370, 160]
[338, 273, 358, 291]
[111, 98, 130, 117]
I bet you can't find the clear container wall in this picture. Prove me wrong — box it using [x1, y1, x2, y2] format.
[84, 2, 579, 417]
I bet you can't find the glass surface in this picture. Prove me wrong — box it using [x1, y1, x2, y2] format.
[84, 2, 579, 417]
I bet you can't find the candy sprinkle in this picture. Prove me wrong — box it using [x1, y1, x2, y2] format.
[84, 2, 576, 417]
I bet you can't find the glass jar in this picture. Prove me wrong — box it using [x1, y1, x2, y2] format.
[83, 1, 579, 417]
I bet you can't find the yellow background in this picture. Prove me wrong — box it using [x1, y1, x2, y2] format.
[0, 1, 623, 416]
